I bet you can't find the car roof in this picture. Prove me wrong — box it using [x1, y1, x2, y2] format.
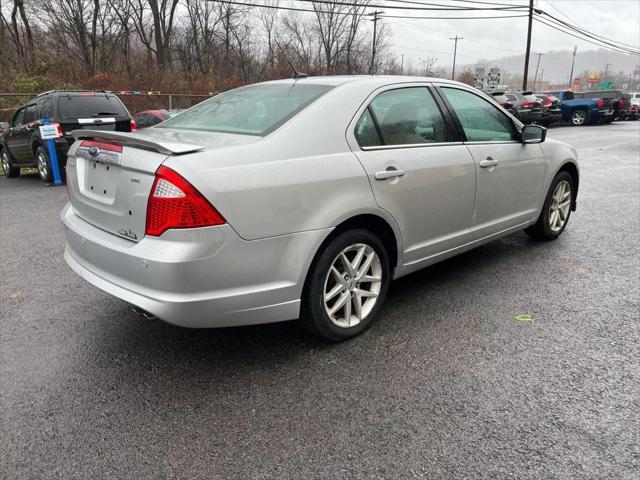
[35, 90, 113, 98]
[256, 75, 463, 88]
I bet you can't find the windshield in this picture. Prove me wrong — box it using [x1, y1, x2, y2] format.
[58, 94, 129, 119]
[157, 83, 333, 135]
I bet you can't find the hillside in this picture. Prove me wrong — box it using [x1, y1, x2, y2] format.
[460, 48, 639, 84]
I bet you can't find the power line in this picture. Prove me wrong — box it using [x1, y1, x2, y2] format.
[533, 15, 639, 55]
[543, 0, 639, 50]
[385, 17, 524, 54]
[290, 0, 528, 12]
[537, 11, 640, 54]
[381, 12, 528, 19]
[206, 1, 530, 20]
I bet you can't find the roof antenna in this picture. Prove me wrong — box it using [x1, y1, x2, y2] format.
[275, 40, 308, 79]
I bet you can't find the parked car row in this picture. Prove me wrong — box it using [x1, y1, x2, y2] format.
[0, 91, 179, 182]
[489, 89, 639, 127]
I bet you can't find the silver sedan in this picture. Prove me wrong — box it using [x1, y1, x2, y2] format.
[62, 76, 579, 341]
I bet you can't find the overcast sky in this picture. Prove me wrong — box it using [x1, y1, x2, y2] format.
[388, 0, 640, 73]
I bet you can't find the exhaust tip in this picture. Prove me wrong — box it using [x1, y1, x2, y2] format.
[130, 305, 158, 320]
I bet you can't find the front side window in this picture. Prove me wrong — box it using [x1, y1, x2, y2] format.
[158, 84, 333, 136]
[441, 88, 517, 142]
[12, 108, 25, 127]
[359, 87, 449, 147]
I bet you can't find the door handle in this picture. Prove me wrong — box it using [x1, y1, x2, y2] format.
[374, 167, 406, 180]
[480, 157, 499, 168]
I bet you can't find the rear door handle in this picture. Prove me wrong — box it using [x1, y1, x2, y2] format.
[374, 167, 406, 180]
[480, 157, 499, 168]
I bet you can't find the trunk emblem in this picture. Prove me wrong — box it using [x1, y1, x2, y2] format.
[117, 228, 138, 240]
[88, 146, 100, 157]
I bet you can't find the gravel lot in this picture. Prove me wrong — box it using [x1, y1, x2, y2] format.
[1, 122, 639, 479]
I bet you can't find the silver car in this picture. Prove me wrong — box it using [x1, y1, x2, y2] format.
[62, 76, 579, 341]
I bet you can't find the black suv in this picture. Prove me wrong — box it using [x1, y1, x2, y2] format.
[1, 91, 134, 182]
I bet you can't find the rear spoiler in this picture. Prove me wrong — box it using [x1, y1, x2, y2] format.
[71, 129, 204, 155]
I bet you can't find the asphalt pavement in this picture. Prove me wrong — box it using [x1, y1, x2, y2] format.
[1, 122, 639, 479]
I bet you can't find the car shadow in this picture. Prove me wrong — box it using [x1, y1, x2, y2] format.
[84, 230, 542, 365]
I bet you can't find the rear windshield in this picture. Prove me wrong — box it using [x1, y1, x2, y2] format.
[58, 94, 129, 119]
[157, 83, 333, 135]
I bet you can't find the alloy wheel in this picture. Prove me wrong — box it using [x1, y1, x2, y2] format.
[37, 151, 49, 180]
[549, 180, 571, 233]
[1, 152, 9, 174]
[323, 243, 382, 328]
[572, 111, 586, 125]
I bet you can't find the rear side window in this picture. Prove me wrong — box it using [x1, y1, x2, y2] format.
[58, 94, 129, 119]
[367, 87, 449, 146]
[441, 87, 517, 142]
[39, 97, 54, 119]
[354, 109, 381, 147]
[157, 84, 333, 136]
[23, 104, 38, 123]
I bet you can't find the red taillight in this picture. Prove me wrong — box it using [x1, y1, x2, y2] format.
[145, 166, 225, 237]
[79, 140, 123, 153]
[130, 119, 137, 132]
[618, 99, 624, 108]
[55, 123, 64, 137]
[597, 99, 604, 108]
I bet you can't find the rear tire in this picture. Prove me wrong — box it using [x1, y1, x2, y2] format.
[35, 146, 52, 182]
[1, 149, 20, 178]
[525, 171, 574, 241]
[300, 229, 391, 341]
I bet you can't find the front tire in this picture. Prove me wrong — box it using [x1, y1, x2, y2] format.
[571, 110, 587, 126]
[525, 171, 574, 241]
[1, 150, 20, 178]
[301, 229, 391, 341]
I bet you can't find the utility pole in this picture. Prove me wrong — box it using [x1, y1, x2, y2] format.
[532, 52, 544, 91]
[369, 11, 383, 75]
[603, 63, 612, 81]
[450, 35, 463, 80]
[522, 0, 534, 91]
[568, 46, 577, 88]
[401, 54, 404, 75]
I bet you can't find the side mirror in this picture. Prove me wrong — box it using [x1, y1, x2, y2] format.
[0, 122, 9, 130]
[521, 124, 546, 144]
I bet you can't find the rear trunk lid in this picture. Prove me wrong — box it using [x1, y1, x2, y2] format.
[66, 128, 258, 242]
[66, 130, 206, 242]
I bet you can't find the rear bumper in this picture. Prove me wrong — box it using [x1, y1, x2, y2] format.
[517, 110, 542, 124]
[61, 203, 331, 328]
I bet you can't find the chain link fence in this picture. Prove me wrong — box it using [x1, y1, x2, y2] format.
[0, 92, 214, 124]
